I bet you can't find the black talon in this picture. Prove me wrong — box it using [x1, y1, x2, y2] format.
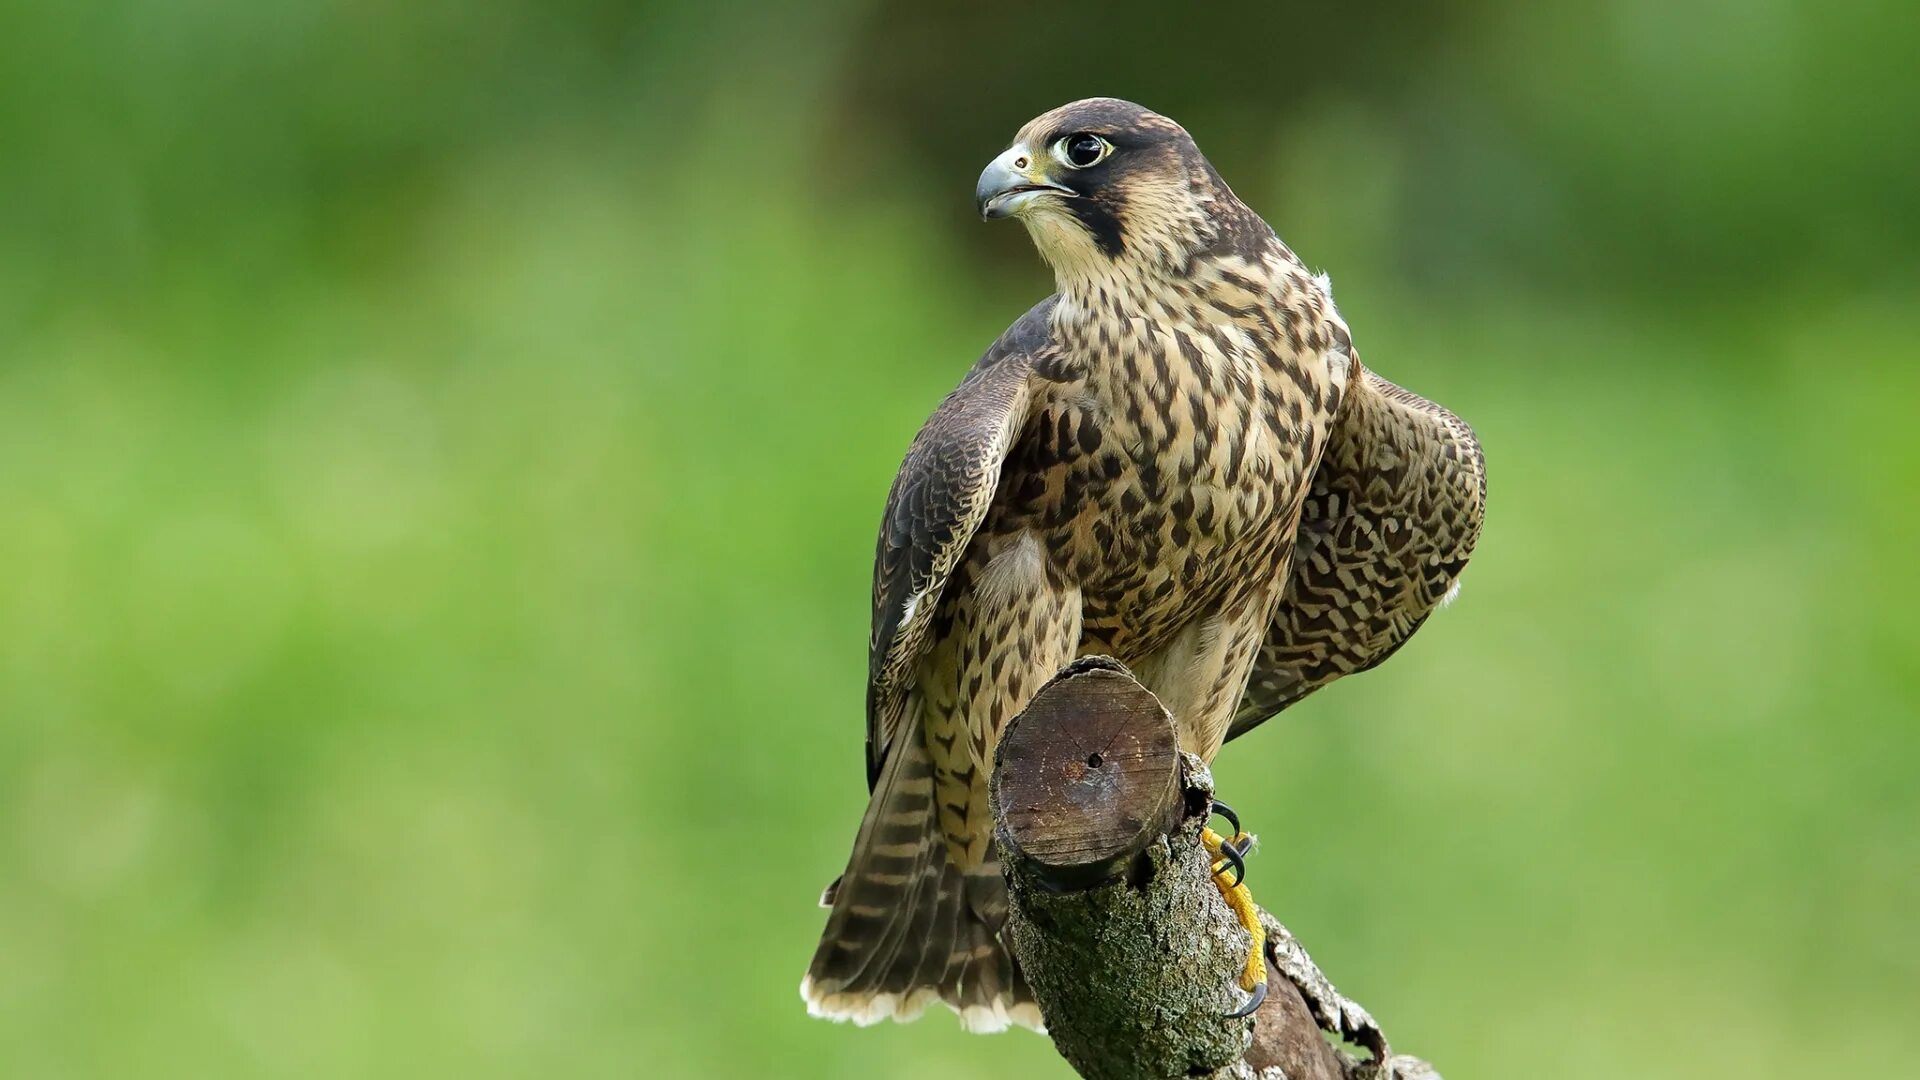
[1213, 839, 1246, 888]
[1226, 978, 1268, 1019]
[1210, 798, 1241, 837]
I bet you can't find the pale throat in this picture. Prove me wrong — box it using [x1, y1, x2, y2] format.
[1035, 237, 1202, 324]
[1024, 199, 1225, 318]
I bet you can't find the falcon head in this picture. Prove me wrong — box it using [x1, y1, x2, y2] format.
[975, 98, 1251, 281]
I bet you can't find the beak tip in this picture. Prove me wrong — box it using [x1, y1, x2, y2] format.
[976, 147, 1032, 222]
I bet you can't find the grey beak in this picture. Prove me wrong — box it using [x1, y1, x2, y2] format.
[976, 145, 1074, 220]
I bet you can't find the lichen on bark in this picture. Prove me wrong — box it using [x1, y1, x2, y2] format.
[1003, 798, 1254, 1079]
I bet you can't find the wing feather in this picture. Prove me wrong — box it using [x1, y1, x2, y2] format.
[864, 298, 1056, 784]
[1228, 366, 1485, 740]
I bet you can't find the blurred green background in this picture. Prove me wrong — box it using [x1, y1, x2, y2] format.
[2, 1, 1916, 1077]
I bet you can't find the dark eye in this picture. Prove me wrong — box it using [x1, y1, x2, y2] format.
[1054, 133, 1112, 169]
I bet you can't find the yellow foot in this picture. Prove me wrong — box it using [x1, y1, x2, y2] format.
[1203, 821, 1268, 1017]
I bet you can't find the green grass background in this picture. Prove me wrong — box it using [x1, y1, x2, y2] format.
[2, 2, 1916, 1077]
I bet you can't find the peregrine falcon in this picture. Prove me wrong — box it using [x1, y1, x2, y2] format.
[803, 98, 1485, 1032]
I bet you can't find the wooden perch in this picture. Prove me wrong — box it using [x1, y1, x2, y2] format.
[989, 657, 1440, 1080]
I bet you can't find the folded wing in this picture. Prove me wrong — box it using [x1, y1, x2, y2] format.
[864, 298, 1055, 784]
[1229, 367, 1486, 740]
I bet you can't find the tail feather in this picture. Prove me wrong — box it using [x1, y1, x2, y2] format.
[802, 715, 1041, 1033]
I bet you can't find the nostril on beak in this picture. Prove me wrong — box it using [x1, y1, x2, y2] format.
[1014, 156, 1028, 169]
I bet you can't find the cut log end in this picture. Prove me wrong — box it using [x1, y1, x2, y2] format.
[991, 657, 1183, 890]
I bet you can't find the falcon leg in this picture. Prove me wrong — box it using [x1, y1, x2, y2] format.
[1134, 589, 1285, 1018]
[1203, 799, 1267, 1017]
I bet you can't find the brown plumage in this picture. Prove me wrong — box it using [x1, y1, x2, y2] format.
[803, 98, 1485, 1032]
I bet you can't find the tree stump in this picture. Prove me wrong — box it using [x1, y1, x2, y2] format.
[988, 656, 1434, 1080]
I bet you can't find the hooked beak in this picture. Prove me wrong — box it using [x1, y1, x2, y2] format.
[976, 145, 1076, 220]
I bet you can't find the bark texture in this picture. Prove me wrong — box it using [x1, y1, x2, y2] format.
[989, 657, 1440, 1080]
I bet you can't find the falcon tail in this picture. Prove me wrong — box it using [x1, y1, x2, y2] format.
[801, 710, 1041, 1034]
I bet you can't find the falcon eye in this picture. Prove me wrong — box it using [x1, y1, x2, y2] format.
[1053, 133, 1112, 170]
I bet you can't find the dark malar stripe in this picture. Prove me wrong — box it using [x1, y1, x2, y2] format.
[1066, 199, 1126, 257]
